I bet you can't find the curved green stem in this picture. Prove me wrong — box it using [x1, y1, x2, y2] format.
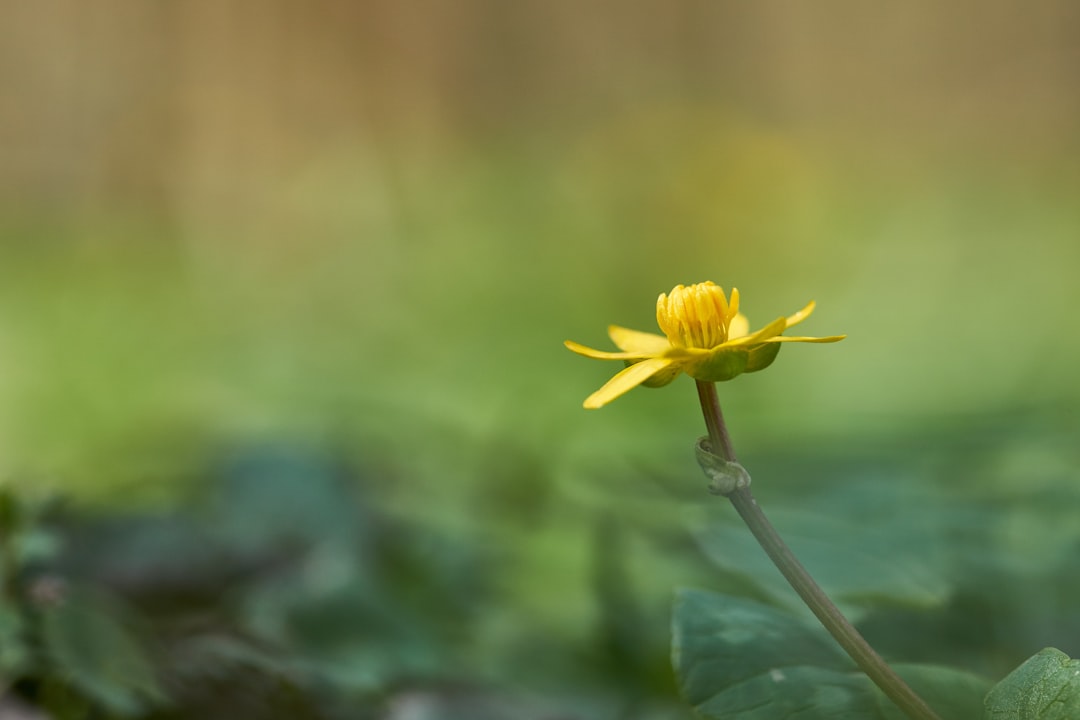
[695, 380, 942, 720]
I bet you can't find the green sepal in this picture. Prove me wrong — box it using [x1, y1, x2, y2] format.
[686, 348, 749, 382]
[745, 342, 781, 373]
[623, 359, 681, 388]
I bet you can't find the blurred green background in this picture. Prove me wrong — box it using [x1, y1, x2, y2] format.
[2, 2, 1079, 718]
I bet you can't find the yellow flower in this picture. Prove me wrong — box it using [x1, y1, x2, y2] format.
[565, 282, 845, 409]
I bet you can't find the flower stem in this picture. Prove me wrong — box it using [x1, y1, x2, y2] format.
[694, 381, 942, 720]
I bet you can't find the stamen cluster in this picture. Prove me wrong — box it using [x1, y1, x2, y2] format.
[656, 282, 738, 349]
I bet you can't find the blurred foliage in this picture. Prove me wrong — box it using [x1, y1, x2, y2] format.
[0, 407, 1076, 717]
[0, 448, 697, 719]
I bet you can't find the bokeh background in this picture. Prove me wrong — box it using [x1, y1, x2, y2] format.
[2, 2, 1079, 718]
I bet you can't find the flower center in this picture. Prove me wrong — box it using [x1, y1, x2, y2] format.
[655, 282, 737, 349]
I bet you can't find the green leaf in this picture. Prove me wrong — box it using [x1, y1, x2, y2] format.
[213, 445, 364, 554]
[41, 587, 166, 716]
[673, 589, 988, 719]
[984, 648, 1080, 719]
[692, 507, 949, 621]
[0, 599, 29, 679]
[893, 665, 995, 720]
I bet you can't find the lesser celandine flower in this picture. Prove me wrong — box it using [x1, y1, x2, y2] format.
[566, 285, 942, 720]
[565, 282, 844, 409]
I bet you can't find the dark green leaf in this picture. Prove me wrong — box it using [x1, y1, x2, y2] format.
[673, 589, 987, 719]
[0, 599, 29, 679]
[693, 507, 950, 621]
[213, 445, 364, 554]
[41, 587, 166, 716]
[889, 665, 994, 720]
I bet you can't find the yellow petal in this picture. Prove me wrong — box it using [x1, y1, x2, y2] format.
[785, 300, 816, 328]
[726, 316, 787, 346]
[583, 356, 677, 409]
[727, 312, 750, 340]
[607, 325, 671, 355]
[761, 334, 846, 343]
[564, 340, 644, 360]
